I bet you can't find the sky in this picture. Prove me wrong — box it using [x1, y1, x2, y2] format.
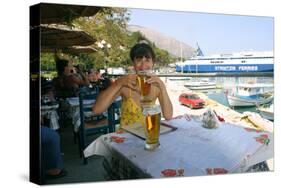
[128, 8, 274, 55]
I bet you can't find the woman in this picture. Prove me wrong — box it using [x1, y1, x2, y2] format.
[53, 59, 89, 99]
[93, 42, 173, 127]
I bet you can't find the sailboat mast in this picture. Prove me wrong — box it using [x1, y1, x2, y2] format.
[180, 42, 183, 73]
[180, 42, 183, 62]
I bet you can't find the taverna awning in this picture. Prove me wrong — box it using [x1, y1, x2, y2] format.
[38, 24, 96, 48]
[39, 3, 101, 25]
[41, 45, 98, 55]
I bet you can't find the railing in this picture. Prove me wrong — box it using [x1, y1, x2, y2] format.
[108, 72, 274, 78]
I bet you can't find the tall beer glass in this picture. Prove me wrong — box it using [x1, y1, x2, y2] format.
[137, 70, 153, 107]
[143, 105, 161, 150]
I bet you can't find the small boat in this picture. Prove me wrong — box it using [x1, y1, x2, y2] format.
[188, 85, 217, 90]
[257, 103, 274, 121]
[184, 79, 217, 90]
[169, 77, 192, 81]
[226, 83, 273, 107]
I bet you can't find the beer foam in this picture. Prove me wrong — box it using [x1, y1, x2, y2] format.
[138, 70, 154, 76]
[142, 105, 161, 116]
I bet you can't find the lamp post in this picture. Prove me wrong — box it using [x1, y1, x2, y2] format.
[97, 39, 111, 73]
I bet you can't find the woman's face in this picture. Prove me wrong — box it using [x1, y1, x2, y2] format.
[133, 55, 154, 72]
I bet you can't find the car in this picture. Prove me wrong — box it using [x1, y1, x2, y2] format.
[179, 93, 205, 109]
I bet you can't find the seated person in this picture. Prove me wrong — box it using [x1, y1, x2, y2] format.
[92, 42, 173, 128]
[98, 72, 112, 91]
[41, 125, 67, 179]
[87, 69, 112, 91]
[53, 58, 89, 99]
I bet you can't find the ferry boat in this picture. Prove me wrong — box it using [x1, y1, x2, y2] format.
[175, 45, 273, 73]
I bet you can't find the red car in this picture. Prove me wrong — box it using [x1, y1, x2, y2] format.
[179, 93, 205, 109]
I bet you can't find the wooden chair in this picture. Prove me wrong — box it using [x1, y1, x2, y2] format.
[78, 87, 120, 164]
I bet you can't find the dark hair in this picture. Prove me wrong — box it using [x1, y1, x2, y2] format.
[56, 59, 69, 76]
[130, 43, 156, 62]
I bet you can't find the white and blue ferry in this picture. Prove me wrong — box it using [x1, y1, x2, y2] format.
[175, 46, 273, 73]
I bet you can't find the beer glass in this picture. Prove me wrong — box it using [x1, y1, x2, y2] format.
[143, 105, 161, 150]
[137, 70, 153, 107]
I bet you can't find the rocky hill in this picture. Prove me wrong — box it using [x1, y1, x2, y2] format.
[127, 25, 195, 58]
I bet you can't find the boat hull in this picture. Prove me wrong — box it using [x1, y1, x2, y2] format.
[259, 110, 274, 121]
[169, 77, 191, 81]
[188, 85, 217, 90]
[258, 104, 274, 121]
[184, 81, 217, 90]
[176, 64, 273, 73]
[184, 82, 216, 87]
[227, 95, 273, 107]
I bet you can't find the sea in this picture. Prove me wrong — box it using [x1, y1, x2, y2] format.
[169, 76, 274, 114]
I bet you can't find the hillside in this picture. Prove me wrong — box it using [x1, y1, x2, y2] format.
[127, 25, 195, 58]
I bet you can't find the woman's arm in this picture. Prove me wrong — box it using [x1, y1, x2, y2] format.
[92, 74, 138, 114]
[147, 76, 173, 120]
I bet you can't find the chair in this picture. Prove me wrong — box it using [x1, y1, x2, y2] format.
[107, 99, 121, 132]
[78, 87, 120, 164]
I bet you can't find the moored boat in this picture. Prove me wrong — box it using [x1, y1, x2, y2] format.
[257, 103, 274, 121]
[184, 78, 217, 90]
[226, 83, 273, 107]
[169, 77, 191, 81]
[188, 85, 217, 90]
[175, 44, 273, 73]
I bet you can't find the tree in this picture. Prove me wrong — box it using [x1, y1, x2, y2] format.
[40, 53, 56, 71]
[40, 7, 177, 72]
[73, 7, 131, 69]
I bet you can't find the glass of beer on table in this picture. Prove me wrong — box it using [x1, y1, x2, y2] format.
[137, 70, 153, 107]
[143, 105, 161, 150]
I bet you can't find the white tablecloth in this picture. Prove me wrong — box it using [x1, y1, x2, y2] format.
[66, 97, 96, 132]
[84, 114, 273, 178]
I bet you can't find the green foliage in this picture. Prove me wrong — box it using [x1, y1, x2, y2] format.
[40, 7, 176, 72]
[40, 53, 56, 71]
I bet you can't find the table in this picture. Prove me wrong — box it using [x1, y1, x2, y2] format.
[66, 97, 96, 132]
[84, 114, 273, 179]
[41, 103, 59, 130]
[66, 96, 122, 132]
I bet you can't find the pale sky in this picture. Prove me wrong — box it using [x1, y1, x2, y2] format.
[128, 8, 274, 55]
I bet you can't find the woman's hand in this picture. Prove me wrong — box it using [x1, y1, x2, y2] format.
[146, 74, 165, 89]
[116, 74, 139, 91]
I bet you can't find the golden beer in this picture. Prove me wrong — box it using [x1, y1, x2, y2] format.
[143, 105, 161, 150]
[137, 71, 153, 106]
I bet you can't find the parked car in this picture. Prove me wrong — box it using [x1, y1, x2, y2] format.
[179, 93, 205, 109]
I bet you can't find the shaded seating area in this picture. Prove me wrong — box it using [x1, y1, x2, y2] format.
[33, 3, 118, 183]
